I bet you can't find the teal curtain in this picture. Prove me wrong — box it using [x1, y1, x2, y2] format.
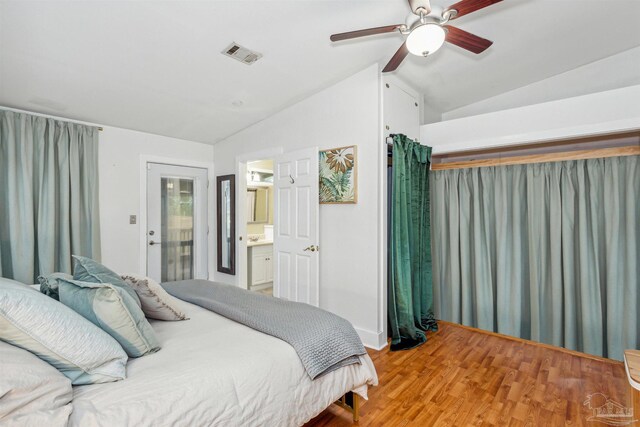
[0, 109, 101, 284]
[389, 134, 438, 351]
[431, 156, 639, 360]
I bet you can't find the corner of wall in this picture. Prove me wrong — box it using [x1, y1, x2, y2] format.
[356, 327, 388, 350]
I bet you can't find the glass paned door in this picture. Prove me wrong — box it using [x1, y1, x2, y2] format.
[147, 163, 208, 283]
[161, 177, 194, 282]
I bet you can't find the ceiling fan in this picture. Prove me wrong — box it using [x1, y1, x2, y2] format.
[330, 0, 503, 72]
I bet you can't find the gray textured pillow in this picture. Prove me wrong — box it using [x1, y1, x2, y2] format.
[72, 255, 141, 306]
[121, 274, 188, 321]
[59, 278, 160, 357]
[0, 277, 127, 385]
[0, 340, 72, 427]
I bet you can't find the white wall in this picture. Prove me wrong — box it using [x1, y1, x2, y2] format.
[422, 85, 640, 154]
[422, 101, 443, 126]
[213, 65, 386, 349]
[98, 127, 214, 274]
[443, 47, 640, 121]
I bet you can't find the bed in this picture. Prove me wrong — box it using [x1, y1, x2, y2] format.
[69, 299, 378, 426]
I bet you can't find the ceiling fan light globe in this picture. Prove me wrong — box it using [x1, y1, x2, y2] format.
[406, 24, 446, 57]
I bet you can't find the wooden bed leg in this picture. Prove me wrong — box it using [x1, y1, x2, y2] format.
[334, 392, 361, 423]
[352, 393, 360, 423]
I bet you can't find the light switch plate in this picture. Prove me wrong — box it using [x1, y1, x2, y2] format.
[129, 215, 137, 224]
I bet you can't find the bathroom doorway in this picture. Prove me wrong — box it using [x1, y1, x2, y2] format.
[235, 146, 319, 305]
[245, 159, 274, 296]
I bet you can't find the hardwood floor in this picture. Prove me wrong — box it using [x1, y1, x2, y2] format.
[306, 322, 632, 427]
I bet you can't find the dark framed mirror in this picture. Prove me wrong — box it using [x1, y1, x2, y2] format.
[216, 174, 235, 275]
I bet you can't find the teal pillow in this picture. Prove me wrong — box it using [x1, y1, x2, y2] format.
[37, 272, 73, 301]
[58, 278, 160, 358]
[72, 255, 141, 307]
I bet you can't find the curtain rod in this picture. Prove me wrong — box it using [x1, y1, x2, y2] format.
[1, 106, 105, 132]
[431, 130, 640, 163]
[432, 146, 640, 170]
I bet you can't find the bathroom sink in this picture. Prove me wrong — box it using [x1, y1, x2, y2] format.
[247, 239, 273, 247]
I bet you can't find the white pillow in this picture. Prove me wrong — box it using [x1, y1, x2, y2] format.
[0, 340, 72, 427]
[0, 277, 128, 385]
[121, 274, 188, 321]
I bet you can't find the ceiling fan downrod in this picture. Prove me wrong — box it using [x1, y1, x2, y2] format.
[408, 0, 432, 16]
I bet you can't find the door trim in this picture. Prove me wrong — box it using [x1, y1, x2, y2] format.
[139, 155, 214, 278]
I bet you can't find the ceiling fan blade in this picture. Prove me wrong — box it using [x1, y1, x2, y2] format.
[444, 25, 493, 54]
[445, 0, 503, 19]
[330, 24, 403, 42]
[382, 42, 409, 73]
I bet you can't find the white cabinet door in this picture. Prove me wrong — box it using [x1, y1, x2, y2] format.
[251, 253, 268, 285]
[248, 244, 273, 287]
[273, 147, 319, 306]
[383, 77, 421, 141]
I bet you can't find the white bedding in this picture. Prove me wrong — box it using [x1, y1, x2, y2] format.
[70, 301, 378, 427]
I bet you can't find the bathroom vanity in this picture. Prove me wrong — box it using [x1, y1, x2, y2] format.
[248, 241, 273, 291]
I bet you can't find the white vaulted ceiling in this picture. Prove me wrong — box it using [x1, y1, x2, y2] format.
[1, 0, 639, 144]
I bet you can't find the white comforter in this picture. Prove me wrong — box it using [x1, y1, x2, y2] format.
[70, 301, 378, 427]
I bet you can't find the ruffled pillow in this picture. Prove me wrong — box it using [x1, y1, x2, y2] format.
[121, 274, 188, 321]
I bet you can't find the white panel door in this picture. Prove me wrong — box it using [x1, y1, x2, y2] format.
[273, 147, 319, 306]
[147, 163, 208, 283]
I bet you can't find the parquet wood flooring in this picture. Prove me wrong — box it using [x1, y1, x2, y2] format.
[306, 321, 632, 427]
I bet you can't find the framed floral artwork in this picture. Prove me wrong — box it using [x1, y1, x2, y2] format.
[319, 145, 357, 204]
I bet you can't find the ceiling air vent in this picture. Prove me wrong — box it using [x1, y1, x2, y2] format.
[221, 42, 262, 65]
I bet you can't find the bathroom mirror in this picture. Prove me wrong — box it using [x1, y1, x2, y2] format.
[247, 187, 269, 223]
[216, 174, 235, 275]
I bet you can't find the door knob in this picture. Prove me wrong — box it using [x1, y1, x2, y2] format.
[304, 245, 318, 252]
[149, 240, 160, 246]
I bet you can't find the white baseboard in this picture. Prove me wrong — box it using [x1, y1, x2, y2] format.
[355, 327, 388, 350]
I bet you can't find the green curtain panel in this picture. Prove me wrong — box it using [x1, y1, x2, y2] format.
[430, 155, 639, 360]
[0, 109, 101, 284]
[389, 134, 438, 351]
